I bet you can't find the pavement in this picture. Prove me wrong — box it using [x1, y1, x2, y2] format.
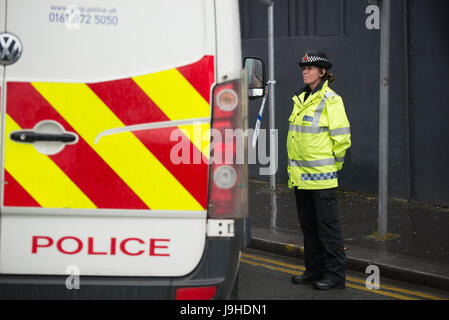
[247, 179, 449, 292]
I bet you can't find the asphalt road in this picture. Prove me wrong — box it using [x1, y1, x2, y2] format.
[237, 248, 449, 300]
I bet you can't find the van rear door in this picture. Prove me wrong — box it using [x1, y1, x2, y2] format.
[0, 0, 214, 277]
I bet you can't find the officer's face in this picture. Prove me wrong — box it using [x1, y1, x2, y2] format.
[302, 66, 325, 85]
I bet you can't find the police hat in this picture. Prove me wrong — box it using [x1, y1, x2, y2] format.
[298, 51, 332, 69]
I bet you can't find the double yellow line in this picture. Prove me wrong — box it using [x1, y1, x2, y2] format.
[241, 252, 448, 300]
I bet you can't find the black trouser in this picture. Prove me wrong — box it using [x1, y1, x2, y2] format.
[294, 187, 346, 282]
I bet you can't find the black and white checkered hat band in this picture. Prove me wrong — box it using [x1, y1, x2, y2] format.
[303, 55, 328, 63]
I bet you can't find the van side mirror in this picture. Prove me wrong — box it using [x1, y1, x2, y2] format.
[244, 57, 265, 100]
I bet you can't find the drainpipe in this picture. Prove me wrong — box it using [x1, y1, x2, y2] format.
[259, 0, 277, 227]
[378, 0, 391, 238]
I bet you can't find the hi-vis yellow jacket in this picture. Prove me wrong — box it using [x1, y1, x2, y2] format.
[287, 80, 351, 189]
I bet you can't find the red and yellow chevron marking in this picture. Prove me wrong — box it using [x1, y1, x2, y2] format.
[3, 56, 214, 211]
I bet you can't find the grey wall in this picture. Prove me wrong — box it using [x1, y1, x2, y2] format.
[407, 0, 449, 205]
[240, 0, 449, 205]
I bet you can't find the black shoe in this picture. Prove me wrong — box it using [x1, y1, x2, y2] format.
[291, 274, 322, 285]
[313, 277, 345, 290]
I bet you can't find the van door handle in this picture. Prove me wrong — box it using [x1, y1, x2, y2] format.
[10, 131, 77, 143]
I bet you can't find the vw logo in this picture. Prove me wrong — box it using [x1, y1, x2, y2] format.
[0, 33, 22, 65]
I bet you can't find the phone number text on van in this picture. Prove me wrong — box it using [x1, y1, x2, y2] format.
[48, 13, 118, 26]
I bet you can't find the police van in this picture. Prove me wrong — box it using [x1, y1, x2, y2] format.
[0, 0, 264, 299]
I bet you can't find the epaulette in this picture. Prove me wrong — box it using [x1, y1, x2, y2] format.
[324, 90, 341, 103]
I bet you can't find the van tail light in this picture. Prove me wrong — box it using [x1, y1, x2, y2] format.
[208, 71, 248, 219]
[175, 286, 217, 300]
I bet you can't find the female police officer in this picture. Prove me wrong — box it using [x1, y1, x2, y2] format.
[288, 51, 351, 290]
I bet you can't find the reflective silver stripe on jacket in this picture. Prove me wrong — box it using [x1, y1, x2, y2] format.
[330, 127, 351, 136]
[289, 158, 336, 167]
[289, 124, 350, 136]
[311, 91, 337, 128]
[288, 123, 329, 134]
[335, 156, 345, 162]
[289, 92, 339, 134]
